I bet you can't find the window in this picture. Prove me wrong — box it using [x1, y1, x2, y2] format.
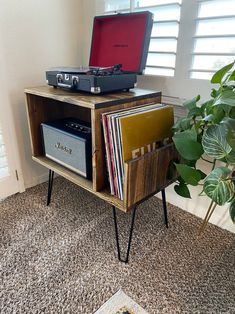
[103, 0, 182, 77]
[191, 0, 235, 80]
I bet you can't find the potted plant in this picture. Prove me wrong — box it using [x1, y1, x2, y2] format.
[172, 61, 235, 233]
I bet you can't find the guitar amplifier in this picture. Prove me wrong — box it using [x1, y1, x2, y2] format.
[41, 118, 92, 179]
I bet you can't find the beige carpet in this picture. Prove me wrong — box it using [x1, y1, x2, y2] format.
[0, 177, 234, 314]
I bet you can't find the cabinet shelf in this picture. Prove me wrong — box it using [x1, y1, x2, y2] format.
[32, 156, 93, 191]
[32, 155, 125, 211]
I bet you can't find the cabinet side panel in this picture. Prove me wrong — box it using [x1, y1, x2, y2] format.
[25, 94, 37, 157]
[25, 94, 47, 156]
[92, 95, 161, 192]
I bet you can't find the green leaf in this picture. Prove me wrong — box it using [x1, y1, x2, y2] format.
[183, 95, 200, 110]
[202, 108, 225, 124]
[229, 199, 235, 223]
[203, 114, 214, 122]
[180, 118, 192, 130]
[221, 117, 235, 128]
[203, 167, 235, 206]
[174, 183, 191, 198]
[188, 107, 203, 118]
[174, 128, 197, 141]
[173, 117, 184, 131]
[229, 107, 235, 118]
[211, 61, 235, 84]
[228, 70, 235, 82]
[175, 163, 201, 186]
[214, 90, 235, 107]
[173, 117, 192, 131]
[211, 89, 219, 99]
[202, 125, 232, 159]
[212, 107, 225, 124]
[180, 158, 197, 167]
[173, 129, 204, 161]
[226, 150, 235, 165]
[203, 99, 214, 115]
[221, 117, 235, 150]
[198, 169, 207, 180]
[221, 104, 233, 115]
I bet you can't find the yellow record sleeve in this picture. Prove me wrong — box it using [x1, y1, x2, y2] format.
[119, 105, 174, 162]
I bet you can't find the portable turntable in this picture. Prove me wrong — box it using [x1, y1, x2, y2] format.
[46, 11, 153, 94]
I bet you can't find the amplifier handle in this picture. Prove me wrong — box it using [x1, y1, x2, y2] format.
[57, 82, 73, 89]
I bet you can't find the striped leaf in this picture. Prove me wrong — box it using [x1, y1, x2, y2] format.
[221, 117, 235, 150]
[226, 150, 235, 165]
[202, 125, 232, 159]
[203, 167, 235, 206]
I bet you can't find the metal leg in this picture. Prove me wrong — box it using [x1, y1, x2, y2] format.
[198, 201, 217, 236]
[112, 206, 121, 261]
[161, 189, 168, 228]
[47, 170, 54, 206]
[112, 206, 137, 263]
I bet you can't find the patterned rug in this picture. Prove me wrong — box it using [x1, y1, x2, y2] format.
[94, 289, 148, 314]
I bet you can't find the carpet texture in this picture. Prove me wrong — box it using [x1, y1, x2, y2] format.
[0, 177, 234, 314]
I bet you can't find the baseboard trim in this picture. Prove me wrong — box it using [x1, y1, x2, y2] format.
[156, 193, 235, 234]
[24, 172, 49, 189]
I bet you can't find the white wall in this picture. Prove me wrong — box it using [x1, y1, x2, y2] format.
[0, 0, 83, 188]
[81, 0, 98, 65]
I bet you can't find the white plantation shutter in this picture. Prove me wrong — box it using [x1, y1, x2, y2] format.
[103, 0, 182, 77]
[0, 126, 9, 179]
[191, 0, 235, 80]
[135, 0, 181, 77]
[104, 0, 130, 13]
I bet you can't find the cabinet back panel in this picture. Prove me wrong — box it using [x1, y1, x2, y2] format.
[26, 94, 91, 157]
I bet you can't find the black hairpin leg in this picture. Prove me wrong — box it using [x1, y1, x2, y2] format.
[112, 205, 137, 263]
[47, 169, 54, 206]
[161, 189, 168, 228]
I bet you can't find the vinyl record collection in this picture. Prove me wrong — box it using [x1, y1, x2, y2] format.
[102, 104, 174, 200]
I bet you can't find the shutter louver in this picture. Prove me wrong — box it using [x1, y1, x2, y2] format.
[191, 0, 235, 80]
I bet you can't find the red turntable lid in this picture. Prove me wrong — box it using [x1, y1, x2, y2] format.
[89, 11, 153, 74]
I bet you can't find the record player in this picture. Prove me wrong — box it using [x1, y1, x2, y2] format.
[46, 11, 153, 94]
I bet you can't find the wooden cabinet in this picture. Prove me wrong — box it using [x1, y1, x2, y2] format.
[25, 86, 178, 212]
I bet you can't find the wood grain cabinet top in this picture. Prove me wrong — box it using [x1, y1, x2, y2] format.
[24, 86, 162, 109]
